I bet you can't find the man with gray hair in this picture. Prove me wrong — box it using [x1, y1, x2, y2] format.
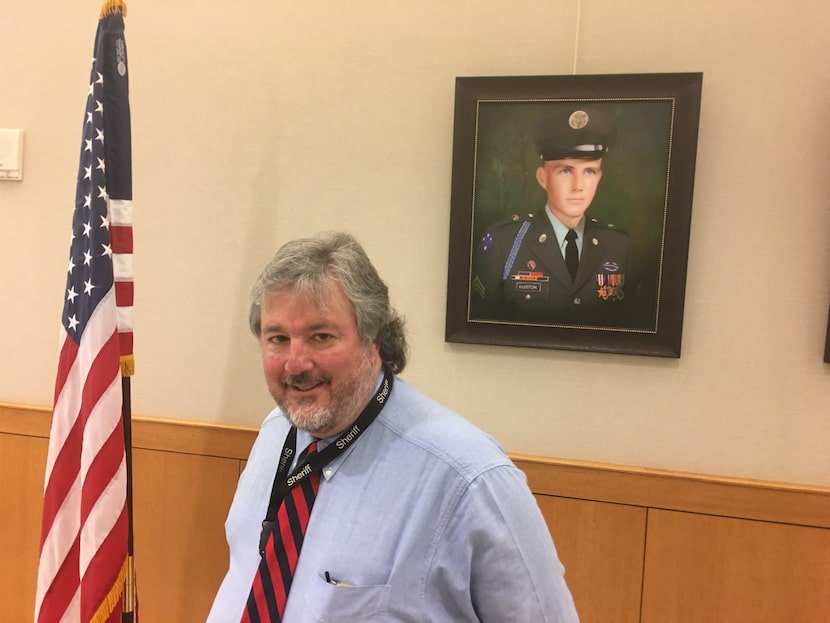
[208, 231, 578, 622]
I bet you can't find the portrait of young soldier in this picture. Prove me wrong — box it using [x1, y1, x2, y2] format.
[471, 107, 636, 327]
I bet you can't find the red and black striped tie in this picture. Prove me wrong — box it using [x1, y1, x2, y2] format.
[241, 442, 320, 623]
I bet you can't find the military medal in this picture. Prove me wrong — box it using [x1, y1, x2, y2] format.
[596, 273, 625, 301]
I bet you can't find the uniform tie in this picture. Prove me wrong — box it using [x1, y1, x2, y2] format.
[242, 442, 320, 623]
[564, 229, 579, 281]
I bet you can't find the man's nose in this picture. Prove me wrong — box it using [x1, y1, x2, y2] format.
[571, 173, 583, 191]
[284, 341, 313, 375]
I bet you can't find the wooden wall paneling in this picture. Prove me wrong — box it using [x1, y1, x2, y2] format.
[132, 448, 240, 622]
[0, 432, 47, 622]
[132, 416, 256, 460]
[5, 403, 830, 621]
[514, 455, 830, 529]
[536, 495, 647, 623]
[641, 509, 830, 622]
[0, 403, 51, 437]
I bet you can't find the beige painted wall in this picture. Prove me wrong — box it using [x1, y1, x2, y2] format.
[1, 0, 828, 486]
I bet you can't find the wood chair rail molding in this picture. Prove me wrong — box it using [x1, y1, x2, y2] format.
[3, 402, 828, 530]
[0, 402, 258, 459]
[513, 455, 830, 529]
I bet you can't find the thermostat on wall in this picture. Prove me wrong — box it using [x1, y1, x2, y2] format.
[0, 129, 24, 181]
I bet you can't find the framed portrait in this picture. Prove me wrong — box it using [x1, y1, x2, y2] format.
[445, 73, 703, 358]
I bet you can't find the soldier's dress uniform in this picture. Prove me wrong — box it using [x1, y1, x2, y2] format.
[470, 105, 635, 327]
[471, 212, 631, 326]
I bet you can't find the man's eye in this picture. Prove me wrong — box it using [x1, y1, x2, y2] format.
[313, 333, 334, 343]
[268, 335, 289, 344]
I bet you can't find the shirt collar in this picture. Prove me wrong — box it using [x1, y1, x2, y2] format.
[294, 370, 386, 482]
[544, 205, 585, 248]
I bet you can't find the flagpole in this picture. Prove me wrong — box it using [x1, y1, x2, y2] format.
[122, 375, 136, 622]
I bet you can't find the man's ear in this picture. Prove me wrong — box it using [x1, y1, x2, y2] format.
[535, 165, 547, 189]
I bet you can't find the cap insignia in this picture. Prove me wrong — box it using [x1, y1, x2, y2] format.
[569, 110, 589, 130]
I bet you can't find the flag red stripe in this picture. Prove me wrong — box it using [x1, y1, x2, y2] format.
[105, 601, 124, 623]
[81, 423, 125, 521]
[109, 224, 133, 253]
[53, 336, 79, 405]
[81, 505, 128, 620]
[119, 333, 134, 358]
[39, 415, 82, 542]
[36, 532, 80, 623]
[114, 280, 134, 307]
[79, 332, 121, 425]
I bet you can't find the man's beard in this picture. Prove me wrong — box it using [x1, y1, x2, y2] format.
[273, 349, 378, 436]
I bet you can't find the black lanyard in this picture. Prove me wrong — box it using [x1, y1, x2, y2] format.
[259, 367, 393, 554]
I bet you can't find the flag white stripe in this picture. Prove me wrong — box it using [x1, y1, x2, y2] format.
[108, 198, 133, 225]
[57, 588, 80, 623]
[43, 289, 118, 483]
[80, 458, 126, 574]
[112, 253, 133, 280]
[60, 584, 81, 623]
[34, 474, 82, 615]
[79, 372, 122, 480]
[116, 305, 134, 332]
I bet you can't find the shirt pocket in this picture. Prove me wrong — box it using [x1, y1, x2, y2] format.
[305, 576, 391, 622]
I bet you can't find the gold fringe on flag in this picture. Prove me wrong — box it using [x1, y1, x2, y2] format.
[100, 0, 127, 19]
[89, 556, 128, 623]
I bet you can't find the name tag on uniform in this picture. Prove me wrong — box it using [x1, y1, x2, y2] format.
[509, 271, 550, 300]
[515, 281, 543, 293]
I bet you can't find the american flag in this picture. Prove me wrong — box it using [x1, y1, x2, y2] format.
[35, 3, 135, 622]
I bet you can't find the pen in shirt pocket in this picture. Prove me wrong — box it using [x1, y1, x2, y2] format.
[324, 571, 353, 587]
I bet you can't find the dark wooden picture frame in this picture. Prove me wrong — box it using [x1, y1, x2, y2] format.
[445, 73, 703, 357]
[824, 306, 830, 364]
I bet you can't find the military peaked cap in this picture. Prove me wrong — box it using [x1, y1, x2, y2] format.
[534, 107, 617, 161]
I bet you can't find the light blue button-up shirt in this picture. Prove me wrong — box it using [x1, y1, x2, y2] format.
[208, 377, 578, 622]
